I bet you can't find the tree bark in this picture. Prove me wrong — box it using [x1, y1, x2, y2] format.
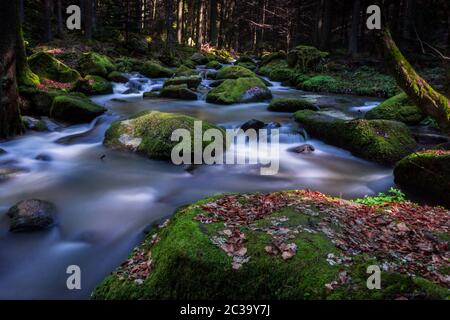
[209, 0, 218, 46]
[0, 1, 23, 138]
[56, 0, 63, 36]
[378, 28, 450, 133]
[348, 0, 361, 56]
[177, 0, 184, 43]
[43, 0, 53, 42]
[166, 0, 176, 44]
[196, 0, 205, 48]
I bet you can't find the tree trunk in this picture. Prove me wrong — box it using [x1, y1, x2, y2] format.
[56, 0, 63, 36]
[378, 28, 450, 133]
[166, 0, 176, 44]
[348, 0, 361, 56]
[196, 0, 205, 48]
[209, 0, 218, 46]
[83, 0, 93, 39]
[177, 0, 184, 43]
[0, 1, 23, 138]
[135, 0, 142, 33]
[43, 0, 53, 42]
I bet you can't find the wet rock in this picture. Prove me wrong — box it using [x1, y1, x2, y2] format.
[289, 144, 315, 154]
[0, 148, 6, 155]
[7, 199, 56, 232]
[51, 93, 106, 123]
[143, 91, 160, 99]
[140, 61, 174, 78]
[190, 52, 209, 65]
[78, 52, 116, 78]
[241, 119, 265, 131]
[163, 76, 202, 89]
[73, 75, 113, 95]
[35, 154, 52, 161]
[108, 71, 128, 83]
[28, 51, 81, 83]
[160, 84, 198, 100]
[0, 167, 28, 182]
[206, 77, 272, 104]
[22, 116, 48, 132]
[216, 65, 257, 80]
[268, 98, 319, 112]
[206, 60, 222, 70]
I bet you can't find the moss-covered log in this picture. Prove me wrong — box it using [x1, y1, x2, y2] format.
[378, 28, 450, 133]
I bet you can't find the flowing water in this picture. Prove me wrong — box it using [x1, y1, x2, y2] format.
[0, 71, 392, 299]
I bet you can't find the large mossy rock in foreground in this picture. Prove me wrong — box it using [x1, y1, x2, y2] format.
[294, 110, 417, 164]
[73, 75, 113, 95]
[28, 52, 81, 83]
[92, 191, 449, 300]
[50, 93, 106, 123]
[394, 150, 450, 206]
[104, 111, 223, 160]
[206, 77, 272, 104]
[365, 93, 426, 125]
[78, 52, 116, 77]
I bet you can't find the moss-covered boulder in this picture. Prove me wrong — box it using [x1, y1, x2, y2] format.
[366, 93, 426, 125]
[115, 57, 144, 73]
[258, 59, 294, 82]
[28, 52, 81, 83]
[216, 65, 257, 79]
[294, 110, 417, 164]
[175, 65, 198, 77]
[206, 60, 222, 70]
[190, 52, 209, 65]
[73, 75, 113, 95]
[300, 75, 340, 93]
[78, 52, 116, 77]
[140, 61, 174, 78]
[50, 93, 106, 123]
[160, 84, 198, 100]
[268, 98, 318, 112]
[206, 77, 272, 104]
[19, 87, 59, 115]
[394, 150, 450, 206]
[287, 45, 329, 72]
[92, 191, 449, 300]
[163, 76, 202, 89]
[260, 51, 287, 67]
[107, 71, 128, 83]
[103, 110, 223, 160]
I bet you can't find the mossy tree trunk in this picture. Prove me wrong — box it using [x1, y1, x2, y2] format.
[0, 1, 23, 138]
[378, 28, 450, 134]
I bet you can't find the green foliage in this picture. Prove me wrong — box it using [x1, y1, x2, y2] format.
[268, 98, 318, 112]
[28, 52, 80, 83]
[354, 188, 406, 205]
[206, 77, 272, 104]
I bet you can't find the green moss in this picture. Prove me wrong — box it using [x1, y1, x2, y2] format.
[103, 110, 223, 160]
[258, 59, 294, 82]
[92, 192, 448, 300]
[366, 93, 426, 125]
[236, 61, 257, 71]
[50, 93, 106, 123]
[163, 76, 202, 89]
[260, 51, 287, 67]
[294, 110, 417, 165]
[18, 67, 41, 87]
[160, 84, 198, 100]
[19, 87, 62, 115]
[28, 52, 80, 83]
[268, 98, 318, 112]
[114, 57, 144, 73]
[107, 71, 128, 83]
[216, 65, 257, 79]
[206, 77, 272, 104]
[206, 60, 222, 70]
[73, 75, 113, 95]
[300, 75, 341, 92]
[175, 64, 198, 76]
[287, 45, 329, 73]
[78, 52, 116, 77]
[140, 61, 174, 78]
[394, 150, 450, 207]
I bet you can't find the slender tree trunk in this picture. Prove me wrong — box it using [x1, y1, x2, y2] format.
[196, 0, 205, 48]
[348, 0, 361, 56]
[166, 0, 176, 44]
[378, 28, 450, 133]
[177, 0, 184, 43]
[135, 0, 142, 33]
[209, 0, 218, 46]
[43, 0, 53, 42]
[0, 1, 23, 138]
[56, 0, 63, 36]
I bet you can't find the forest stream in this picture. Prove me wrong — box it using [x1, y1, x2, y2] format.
[0, 68, 397, 299]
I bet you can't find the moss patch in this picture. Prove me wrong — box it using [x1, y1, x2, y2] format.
[206, 60, 222, 70]
[28, 52, 80, 83]
[258, 59, 294, 82]
[92, 191, 449, 300]
[206, 77, 272, 105]
[287, 45, 329, 73]
[294, 110, 417, 164]
[216, 65, 257, 79]
[163, 76, 202, 89]
[50, 93, 106, 123]
[78, 52, 116, 77]
[366, 93, 426, 125]
[140, 61, 174, 78]
[394, 150, 450, 207]
[73, 75, 113, 95]
[103, 110, 223, 160]
[268, 98, 318, 112]
[160, 84, 198, 100]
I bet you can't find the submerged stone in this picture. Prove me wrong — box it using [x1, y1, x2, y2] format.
[7, 199, 56, 232]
